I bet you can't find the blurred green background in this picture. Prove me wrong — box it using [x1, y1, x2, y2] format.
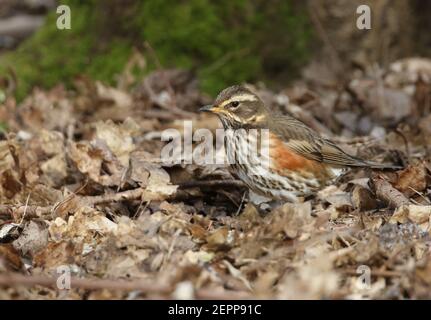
[0, 0, 312, 100]
[1, 0, 430, 100]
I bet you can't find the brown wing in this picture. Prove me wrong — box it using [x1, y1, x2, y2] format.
[269, 115, 385, 168]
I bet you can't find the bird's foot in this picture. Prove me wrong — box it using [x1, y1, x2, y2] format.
[257, 200, 285, 214]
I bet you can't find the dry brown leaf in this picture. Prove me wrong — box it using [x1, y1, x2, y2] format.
[394, 163, 427, 197]
[1, 60, 430, 299]
[269, 201, 313, 239]
[206, 227, 232, 250]
[351, 185, 378, 211]
[94, 119, 138, 166]
[96, 81, 133, 108]
[34, 241, 80, 269]
[0, 244, 23, 271]
[390, 205, 431, 226]
[13, 221, 48, 256]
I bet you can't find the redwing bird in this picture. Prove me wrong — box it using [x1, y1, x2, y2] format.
[200, 85, 400, 202]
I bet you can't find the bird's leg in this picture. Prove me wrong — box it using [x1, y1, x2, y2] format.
[248, 190, 284, 213]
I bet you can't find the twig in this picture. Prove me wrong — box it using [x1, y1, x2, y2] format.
[0, 174, 366, 223]
[1, 182, 248, 221]
[0, 272, 170, 293]
[218, 190, 240, 207]
[178, 180, 246, 189]
[19, 193, 31, 225]
[408, 187, 431, 204]
[81, 187, 144, 206]
[394, 128, 410, 160]
[0, 272, 252, 299]
[371, 176, 410, 209]
[133, 197, 148, 219]
[0, 205, 51, 220]
[0, 188, 146, 221]
[235, 192, 247, 216]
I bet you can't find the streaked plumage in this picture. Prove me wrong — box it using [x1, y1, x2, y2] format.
[200, 85, 399, 201]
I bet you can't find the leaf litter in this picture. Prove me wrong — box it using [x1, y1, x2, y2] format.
[0, 55, 430, 299]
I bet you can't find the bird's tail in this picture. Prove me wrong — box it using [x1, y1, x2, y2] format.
[362, 160, 402, 170]
[345, 153, 403, 170]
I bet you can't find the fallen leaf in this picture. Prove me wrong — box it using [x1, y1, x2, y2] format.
[13, 221, 48, 256]
[351, 185, 378, 211]
[390, 205, 431, 225]
[394, 163, 427, 197]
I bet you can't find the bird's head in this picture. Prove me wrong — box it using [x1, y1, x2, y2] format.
[199, 85, 268, 128]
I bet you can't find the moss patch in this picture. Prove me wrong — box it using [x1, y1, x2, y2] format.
[0, 0, 313, 100]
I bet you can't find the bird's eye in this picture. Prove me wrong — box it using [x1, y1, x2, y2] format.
[230, 101, 240, 108]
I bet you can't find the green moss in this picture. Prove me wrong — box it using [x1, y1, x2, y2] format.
[0, 0, 313, 100]
[0, 0, 133, 100]
[2, 1, 88, 99]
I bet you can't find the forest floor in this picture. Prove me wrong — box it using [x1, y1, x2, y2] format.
[0, 54, 430, 299]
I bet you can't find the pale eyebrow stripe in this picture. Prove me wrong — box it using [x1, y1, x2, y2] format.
[219, 93, 257, 107]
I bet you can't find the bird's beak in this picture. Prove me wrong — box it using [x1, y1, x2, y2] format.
[199, 104, 216, 113]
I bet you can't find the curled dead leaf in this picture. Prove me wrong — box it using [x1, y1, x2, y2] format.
[394, 163, 427, 197]
[351, 185, 378, 211]
[390, 205, 431, 225]
[206, 227, 233, 250]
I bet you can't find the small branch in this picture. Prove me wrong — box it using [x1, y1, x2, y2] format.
[0, 181, 243, 221]
[394, 128, 410, 160]
[0, 188, 145, 221]
[0, 272, 170, 293]
[1, 183, 249, 221]
[0, 272, 252, 299]
[81, 188, 144, 206]
[371, 176, 410, 209]
[178, 180, 246, 189]
[0, 205, 51, 220]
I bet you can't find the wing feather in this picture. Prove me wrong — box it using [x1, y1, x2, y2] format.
[270, 115, 374, 168]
